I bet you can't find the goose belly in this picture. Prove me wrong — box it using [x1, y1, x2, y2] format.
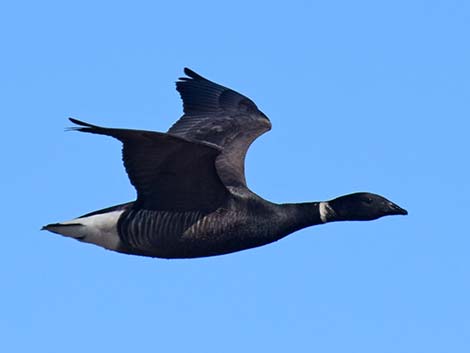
[117, 208, 275, 258]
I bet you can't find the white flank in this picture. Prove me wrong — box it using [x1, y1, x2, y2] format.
[47, 210, 124, 251]
[319, 202, 329, 223]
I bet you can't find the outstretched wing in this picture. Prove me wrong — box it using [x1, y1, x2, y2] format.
[69, 118, 228, 211]
[168, 68, 272, 187]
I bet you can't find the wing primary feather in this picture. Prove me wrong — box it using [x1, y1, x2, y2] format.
[69, 117, 96, 127]
[68, 118, 223, 151]
[182, 67, 207, 81]
[67, 118, 109, 135]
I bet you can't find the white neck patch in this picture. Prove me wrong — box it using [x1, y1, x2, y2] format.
[319, 202, 330, 223]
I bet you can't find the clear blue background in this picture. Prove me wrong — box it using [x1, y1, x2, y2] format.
[2, 1, 469, 352]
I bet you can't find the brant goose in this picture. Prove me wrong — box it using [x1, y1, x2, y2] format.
[43, 68, 407, 258]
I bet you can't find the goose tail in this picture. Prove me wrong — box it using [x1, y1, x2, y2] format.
[42, 210, 125, 251]
[42, 222, 86, 239]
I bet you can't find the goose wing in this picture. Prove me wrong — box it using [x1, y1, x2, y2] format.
[168, 68, 272, 187]
[70, 118, 228, 211]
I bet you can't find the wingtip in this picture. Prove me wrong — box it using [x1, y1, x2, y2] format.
[182, 67, 205, 81]
[66, 118, 104, 133]
[183, 67, 194, 76]
[69, 117, 93, 127]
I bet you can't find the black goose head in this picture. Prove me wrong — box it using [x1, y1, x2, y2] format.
[327, 192, 407, 221]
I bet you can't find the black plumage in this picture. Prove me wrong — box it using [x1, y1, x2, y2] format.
[43, 68, 407, 259]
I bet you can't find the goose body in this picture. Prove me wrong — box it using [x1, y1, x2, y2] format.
[43, 68, 407, 259]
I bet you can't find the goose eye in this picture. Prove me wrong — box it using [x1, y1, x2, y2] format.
[365, 198, 373, 204]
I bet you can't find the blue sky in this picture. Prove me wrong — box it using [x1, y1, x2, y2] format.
[2, 0, 469, 352]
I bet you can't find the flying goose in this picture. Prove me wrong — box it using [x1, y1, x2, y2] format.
[43, 68, 407, 258]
